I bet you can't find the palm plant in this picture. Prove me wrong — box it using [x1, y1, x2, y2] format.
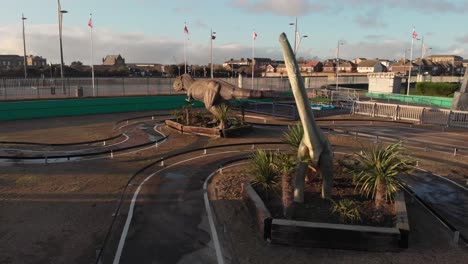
[352, 142, 413, 208]
[272, 152, 297, 218]
[282, 123, 304, 151]
[171, 109, 183, 123]
[250, 149, 277, 196]
[330, 199, 361, 224]
[217, 103, 231, 130]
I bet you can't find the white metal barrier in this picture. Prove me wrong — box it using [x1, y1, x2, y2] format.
[397, 105, 423, 122]
[448, 110, 468, 128]
[374, 103, 398, 120]
[352, 101, 468, 128]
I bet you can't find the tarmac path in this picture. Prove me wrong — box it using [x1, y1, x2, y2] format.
[116, 152, 248, 264]
[108, 119, 468, 264]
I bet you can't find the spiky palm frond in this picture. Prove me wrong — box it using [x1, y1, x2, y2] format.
[353, 142, 413, 205]
[250, 149, 278, 191]
[282, 123, 303, 150]
[330, 199, 361, 224]
[271, 152, 296, 175]
[218, 103, 231, 122]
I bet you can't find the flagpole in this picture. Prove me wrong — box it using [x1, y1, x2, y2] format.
[184, 22, 187, 74]
[90, 13, 95, 96]
[252, 31, 255, 90]
[418, 36, 424, 75]
[407, 29, 415, 96]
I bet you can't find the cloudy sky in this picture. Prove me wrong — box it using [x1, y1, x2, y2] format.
[1, 0, 467, 65]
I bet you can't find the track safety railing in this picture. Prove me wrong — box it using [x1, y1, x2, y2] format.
[352, 101, 468, 128]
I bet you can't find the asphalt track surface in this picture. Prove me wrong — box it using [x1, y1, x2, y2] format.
[2, 116, 467, 263]
[109, 120, 468, 264]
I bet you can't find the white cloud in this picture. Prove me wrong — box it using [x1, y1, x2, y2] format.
[231, 0, 327, 16]
[0, 23, 283, 65]
[354, 8, 387, 28]
[457, 34, 468, 44]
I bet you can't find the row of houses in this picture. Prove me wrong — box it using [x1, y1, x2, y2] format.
[223, 55, 467, 76]
[0, 55, 47, 68]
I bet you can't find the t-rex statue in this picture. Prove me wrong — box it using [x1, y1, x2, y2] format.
[173, 74, 283, 128]
[279, 32, 334, 200]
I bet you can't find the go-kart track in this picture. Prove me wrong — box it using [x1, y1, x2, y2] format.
[0, 111, 467, 264]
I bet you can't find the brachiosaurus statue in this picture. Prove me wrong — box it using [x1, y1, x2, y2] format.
[452, 66, 468, 110]
[173, 74, 284, 129]
[279, 33, 334, 200]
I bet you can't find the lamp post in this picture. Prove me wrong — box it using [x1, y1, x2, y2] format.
[57, 0, 67, 83]
[403, 48, 410, 62]
[336, 40, 344, 90]
[296, 35, 308, 55]
[289, 17, 298, 54]
[21, 13, 27, 78]
[210, 29, 216, 78]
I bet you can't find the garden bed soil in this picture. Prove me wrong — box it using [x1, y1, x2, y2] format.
[252, 162, 395, 228]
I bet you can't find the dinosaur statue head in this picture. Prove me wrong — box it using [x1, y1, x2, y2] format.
[173, 75, 185, 91]
[173, 74, 195, 92]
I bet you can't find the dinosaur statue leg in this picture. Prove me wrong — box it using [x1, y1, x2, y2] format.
[294, 140, 310, 203]
[318, 144, 334, 199]
[207, 105, 223, 128]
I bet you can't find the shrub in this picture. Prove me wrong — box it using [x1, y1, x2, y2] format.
[272, 152, 297, 218]
[352, 142, 414, 207]
[330, 199, 361, 224]
[282, 123, 304, 151]
[415, 82, 459, 97]
[171, 109, 183, 123]
[250, 149, 277, 192]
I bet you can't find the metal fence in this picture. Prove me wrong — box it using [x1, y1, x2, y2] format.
[352, 101, 468, 128]
[0, 76, 371, 101]
[0, 77, 183, 100]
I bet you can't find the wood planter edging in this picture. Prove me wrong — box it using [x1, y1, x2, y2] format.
[242, 184, 272, 240]
[165, 120, 252, 138]
[242, 182, 410, 251]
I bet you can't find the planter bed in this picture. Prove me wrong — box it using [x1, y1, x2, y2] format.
[165, 119, 252, 138]
[242, 182, 409, 252]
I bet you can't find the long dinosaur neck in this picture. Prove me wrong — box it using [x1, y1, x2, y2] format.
[279, 33, 326, 148]
[461, 68, 468, 93]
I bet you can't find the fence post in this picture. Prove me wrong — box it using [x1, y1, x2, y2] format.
[146, 77, 150, 95]
[447, 110, 452, 128]
[420, 108, 425, 124]
[67, 78, 70, 96]
[394, 105, 399, 120]
[2, 79, 6, 100]
[122, 78, 125, 96]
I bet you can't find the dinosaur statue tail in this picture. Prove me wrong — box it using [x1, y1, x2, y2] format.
[231, 89, 288, 100]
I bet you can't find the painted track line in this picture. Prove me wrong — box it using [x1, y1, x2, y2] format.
[112, 150, 242, 264]
[203, 170, 225, 264]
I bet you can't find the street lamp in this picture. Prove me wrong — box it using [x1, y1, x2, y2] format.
[336, 40, 344, 90]
[296, 35, 308, 55]
[289, 17, 298, 54]
[21, 13, 27, 78]
[58, 0, 67, 83]
[403, 48, 410, 62]
[210, 29, 216, 78]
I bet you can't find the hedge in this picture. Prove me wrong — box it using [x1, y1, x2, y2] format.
[415, 82, 459, 97]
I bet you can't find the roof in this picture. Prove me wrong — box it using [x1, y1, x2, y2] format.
[0, 55, 22, 59]
[357, 60, 381, 67]
[427, 55, 464, 60]
[339, 61, 356, 67]
[302, 60, 322, 67]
